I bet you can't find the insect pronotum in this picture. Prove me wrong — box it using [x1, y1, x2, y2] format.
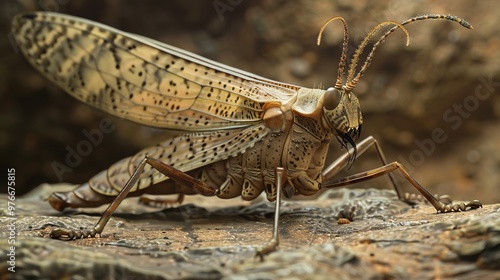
[12, 12, 482, 258]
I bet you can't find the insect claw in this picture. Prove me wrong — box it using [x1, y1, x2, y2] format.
[50, 228, 74, 240]
[50, 226, 99, 240]
[466, 200, 483, 209]
[255, 239, 279, 261]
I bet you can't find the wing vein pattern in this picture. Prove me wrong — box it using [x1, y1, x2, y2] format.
[12, 12, 299, 131]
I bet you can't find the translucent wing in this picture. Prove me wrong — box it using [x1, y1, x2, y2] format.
[12, 12, 299, 131]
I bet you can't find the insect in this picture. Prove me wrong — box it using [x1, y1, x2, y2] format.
[337, 218, 351, 225]
[12, 12, 482, 258]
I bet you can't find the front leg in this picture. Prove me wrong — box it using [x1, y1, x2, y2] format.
[321, 136, 482, 212]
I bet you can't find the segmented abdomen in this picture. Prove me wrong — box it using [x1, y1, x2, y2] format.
[79, 117, 332, 206]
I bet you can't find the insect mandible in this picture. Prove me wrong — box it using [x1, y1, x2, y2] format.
[12, 12, 483, 258]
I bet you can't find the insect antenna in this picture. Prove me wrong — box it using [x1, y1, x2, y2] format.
[347, 14, 473, 92]
[317, 16, 349, 90]
[345, 21, 410, 92]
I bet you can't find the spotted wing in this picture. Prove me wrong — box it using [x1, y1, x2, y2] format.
[12, 12, 299, 131]
[90, 124, 269, 195]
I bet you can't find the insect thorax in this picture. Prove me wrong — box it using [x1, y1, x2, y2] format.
[197, 88, 334, 202]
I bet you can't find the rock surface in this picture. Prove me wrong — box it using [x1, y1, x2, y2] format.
[1, 185, 499, 279]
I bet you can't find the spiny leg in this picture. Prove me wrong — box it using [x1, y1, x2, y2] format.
[321, 136, 482, 212]
[256, 167, 286, 261]
[50, 155, 217, 240]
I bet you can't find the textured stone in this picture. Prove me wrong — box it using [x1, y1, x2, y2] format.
[1, 185, 499, 279]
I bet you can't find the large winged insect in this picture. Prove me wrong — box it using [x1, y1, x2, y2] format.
[12, 12, 482, 257]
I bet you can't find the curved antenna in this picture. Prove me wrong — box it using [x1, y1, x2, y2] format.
[345, 21, 410, 91]
[317, 16, 349, 90]
[347, 14, 473, 92]
[400, 14, 473, 30]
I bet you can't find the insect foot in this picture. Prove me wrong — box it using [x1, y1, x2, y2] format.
[256, 240, 280, 262]
[402, 192, 482, 212]
[437, 200, 483, 213]
[50, 227, 98, 241]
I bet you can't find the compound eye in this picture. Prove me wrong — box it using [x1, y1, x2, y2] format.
[323, 87, 342, 110]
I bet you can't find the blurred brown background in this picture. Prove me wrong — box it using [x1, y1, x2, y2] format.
[1, 0, 499, 203]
